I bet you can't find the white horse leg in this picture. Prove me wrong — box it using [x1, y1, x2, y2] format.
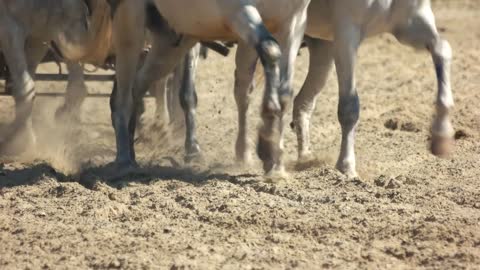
[150, 77, 170, 125]
[234, 42, 257, 164]
[178, 46, 202, 162]
[334, 25, 361, 178]
[168, 64, 184, 126]
[0, 31, 31, 153]
[430, 40, 454, 156]
[228, 5, 283, 174]
[394, 8, 454, 157]
[131, 32, 197, 159]
[0, 31, 46, 154]
[292, 37, 334, 162]
[110, 0, 146, 166]
[56, 61, 87, 122]
[260, 11, 309, 176]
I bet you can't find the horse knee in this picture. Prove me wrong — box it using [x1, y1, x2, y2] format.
[430, 39, 452, 62]
[256, 34, 281, 69]
[430, 38, 452, 86]
[394, 10, 438, 50]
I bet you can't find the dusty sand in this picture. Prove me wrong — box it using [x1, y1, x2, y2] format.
[1, 2, 479, 269]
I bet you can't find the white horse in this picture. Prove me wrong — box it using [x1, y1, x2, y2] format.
[225, 0, 454, 177]
[0, 0, 111, 155]
[109, 0, 311, 176]
[292, 0, 454, 177]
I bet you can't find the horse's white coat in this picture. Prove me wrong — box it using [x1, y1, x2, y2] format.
[110, 0, 311, 175]
[229, 0, 453, 177]
[291, 0, 454, 177]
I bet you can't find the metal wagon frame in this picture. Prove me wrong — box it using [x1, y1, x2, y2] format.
[0, 48, 119, 99]
[0, 41, 231, 99]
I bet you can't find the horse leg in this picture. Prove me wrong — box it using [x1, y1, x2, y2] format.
[292, 37, 334, 162]
[228, 5, 282, 174]
[168, 63, 184, 126]
[110, 0, 146, 167]
[150, 77, 171, 125]
[266, 14, 310, 177]
[233, 42, 257, 164]
[0, 32, 46, 155]
[334, 25, 361, 178]
[394, 8, 454, 157]
[178, 46, 202, 163]
[129, 32, 197, 161]
[56, 61, 87, 123]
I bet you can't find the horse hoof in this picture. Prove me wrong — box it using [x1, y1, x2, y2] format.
[115, 158, 138, 171]
[257, 134, 273, 162]
[295, 153, 317, 171]
[431, 135, 454, 158]
[99, 160, 139, 182]
[257, 137, 275, 173]
[264, 165, 288, 182]
[55, 107, 81, 124]
[235, 155, 252, 167]
[335, 161, 358, 180]
[184, 151, 203, 164]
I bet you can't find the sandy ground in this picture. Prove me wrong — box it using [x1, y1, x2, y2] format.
[1, 2, 479, 269]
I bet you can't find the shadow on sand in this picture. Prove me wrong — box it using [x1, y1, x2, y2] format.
[0, 159, 260, 190]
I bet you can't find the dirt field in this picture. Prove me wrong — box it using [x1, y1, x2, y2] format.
[1, 2, 479, 269]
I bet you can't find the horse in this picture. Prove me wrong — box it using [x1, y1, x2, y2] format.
[109, 0, 311, 176]
[0, 0, 111, 155]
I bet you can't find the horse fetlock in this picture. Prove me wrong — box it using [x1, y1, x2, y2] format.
[335, 159, 357, 179]
[236, 152, 252, 165]
[257, 132, 274, 168]
[262, 98, 282, 121]
[279, 92, 293, 114]
[298, 150, 314, 163]
[186, 139, 201, 154]
[184, 145, 203, 164]
[264, 164, 288, 182]
[432, 116, 454, 137]
[184, 139, 201, 163]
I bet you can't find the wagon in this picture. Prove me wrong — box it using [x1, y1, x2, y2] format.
[0, 42, 230, 99]
[0, 47, 119, 98]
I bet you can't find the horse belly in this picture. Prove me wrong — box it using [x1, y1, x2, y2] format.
[305, 0, 334, 40]
[154, 0, 233, 39]
[154, 0, 308, 40]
